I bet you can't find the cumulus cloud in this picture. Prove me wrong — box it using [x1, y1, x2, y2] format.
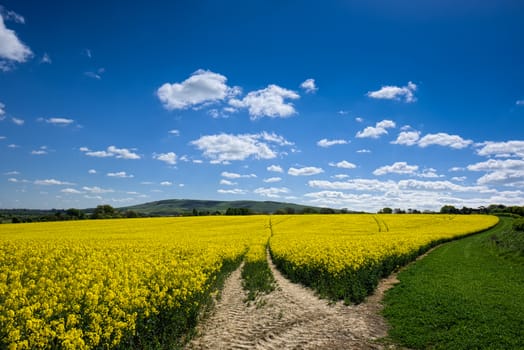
[221, 171, 256, 179]
[0, 11, 32, 70]
[391, 131, 421, 146]
[191, 132, 293, 163]
[34, 179, 73, 186]
[367, 81, 417, 103]
[157, 69, 240, 110]
[317, 138, 349, 148]
[11, 117, 24, 125]
[160, 181, 172, 186]
[468, 159, 524, 187]
[0, 102, 5, 118]
[168, 129, 180, 136]
[263, 177, 282, 183]
[267, 165, 284, 173]
[220, 179, 237, 186]
[217, 188, 247, 195]
[356, 120, 396, 139]
[288, 166, 324, 176]
[229, 84, 299, 120]
[329, 160, 357, 169]
[300, 78, 318, 93]
[418, 133, 473, 149]
[153, 152, 177, 165]
[254, 187, 290, 198]
[107, 171, 134, 178]
[88, 169, 97, 174]
[61, 188, 83, 194]
[44, 117, 74, 126]
[373, 162, 419, 176]
[82, 186, 114, 194]
[476, 140, 524, 158]
[81, 145, 141, 159]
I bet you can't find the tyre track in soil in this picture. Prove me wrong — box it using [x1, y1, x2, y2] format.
[187, 252, 399, 349]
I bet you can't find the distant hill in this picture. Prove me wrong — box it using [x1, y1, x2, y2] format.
[120, 199, 332, 216]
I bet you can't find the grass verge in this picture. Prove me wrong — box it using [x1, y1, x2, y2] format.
[382, 217, 524, 349]
[241, 243, 276, 302]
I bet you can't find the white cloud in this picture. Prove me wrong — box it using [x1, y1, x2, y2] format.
[308, 178, 398, 192]
[476, 140, 524, 158]
[1, 7, 25, 24]
[367, 81, 417, 103]
[7, 143, 19, 148]
[373, 161, 419, 176]
[82, 186, 114, 194]
[153, 152, 177, 165]
[329, 160, 357, 169]
[452, 176, 467, 182]
[338, 110, 349, 116]
[391, 131, 421, 146]
[61, 188, 83, 194]
[81, 145, 140, 159]
[160, 181, 172, 186]
[418, 133, 473, 149]
[84, 68, 105, 80]
[107, 171, 134, 178]
[0, 101, 5, 118]
[191, 132, 292, 163]
[41, 53, 51, 64]
[45, 117, 74, 125]
[263, 177, 282, 183]
[356, 149, 371, 153]
[168, 129, 180, 136]
[288, 166, 324, 176]
[4, 171, 19, 175]
[31, 149, 47, 155]
[356, 119, 396, 139]
[220, 179, 237, 186]
[157, 69, 240, 110]
[468, 159, 524, 187]
[267, 165, 284, 173]
[300, 78, 318, 93]
[34, 179, 73, 186]
[516, 100, 524, 105]
[332, 174, 350, 179]
[449, 167, 465, 172]
[0, 136, 5, 139]
[11, 117, 24, 125]
[229, 84, 299, 120]
[417, 168, 442, 178]
[254, 187, 290, 198]
[0, 12, 32, 70]
[88, 169, 97, 174]
[317, 138, 349, 148]
[217, 188, 247, 195]
[355, 117, 363, 122]
[221, 171, 256, 179]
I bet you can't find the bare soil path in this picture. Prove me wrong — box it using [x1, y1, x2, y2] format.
[187, 252, 400, 349]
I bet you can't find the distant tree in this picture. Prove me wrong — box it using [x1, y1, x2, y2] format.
[124, 210, 139, 218]
[301, 207, 318, 214]
[320, 207, 336, 214]
[379, 207, 393, 214]
[440, 205, 459, 214]
[92, 205, 118, 219]
[66, 208, 85, 219]
[284, 207, 295, 214]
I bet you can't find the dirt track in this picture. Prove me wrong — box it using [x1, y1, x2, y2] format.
[187, 252, 400, 349]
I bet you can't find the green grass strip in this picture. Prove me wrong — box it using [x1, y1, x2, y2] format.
[241, 243, 276, 302]
[382, 217, 524, 349]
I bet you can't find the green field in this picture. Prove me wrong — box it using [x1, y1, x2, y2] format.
[383, 217, 524, 349]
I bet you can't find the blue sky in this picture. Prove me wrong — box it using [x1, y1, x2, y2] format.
[1, 0, 524, 211]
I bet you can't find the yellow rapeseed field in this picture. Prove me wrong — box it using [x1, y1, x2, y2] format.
[0, 214, 498, 348]
[0, 216, 270, 349]
[269, 214, 499, 303]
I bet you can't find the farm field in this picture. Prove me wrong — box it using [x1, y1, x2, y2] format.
[383, 217, 524, 349]
[0, 214, 498, 349]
